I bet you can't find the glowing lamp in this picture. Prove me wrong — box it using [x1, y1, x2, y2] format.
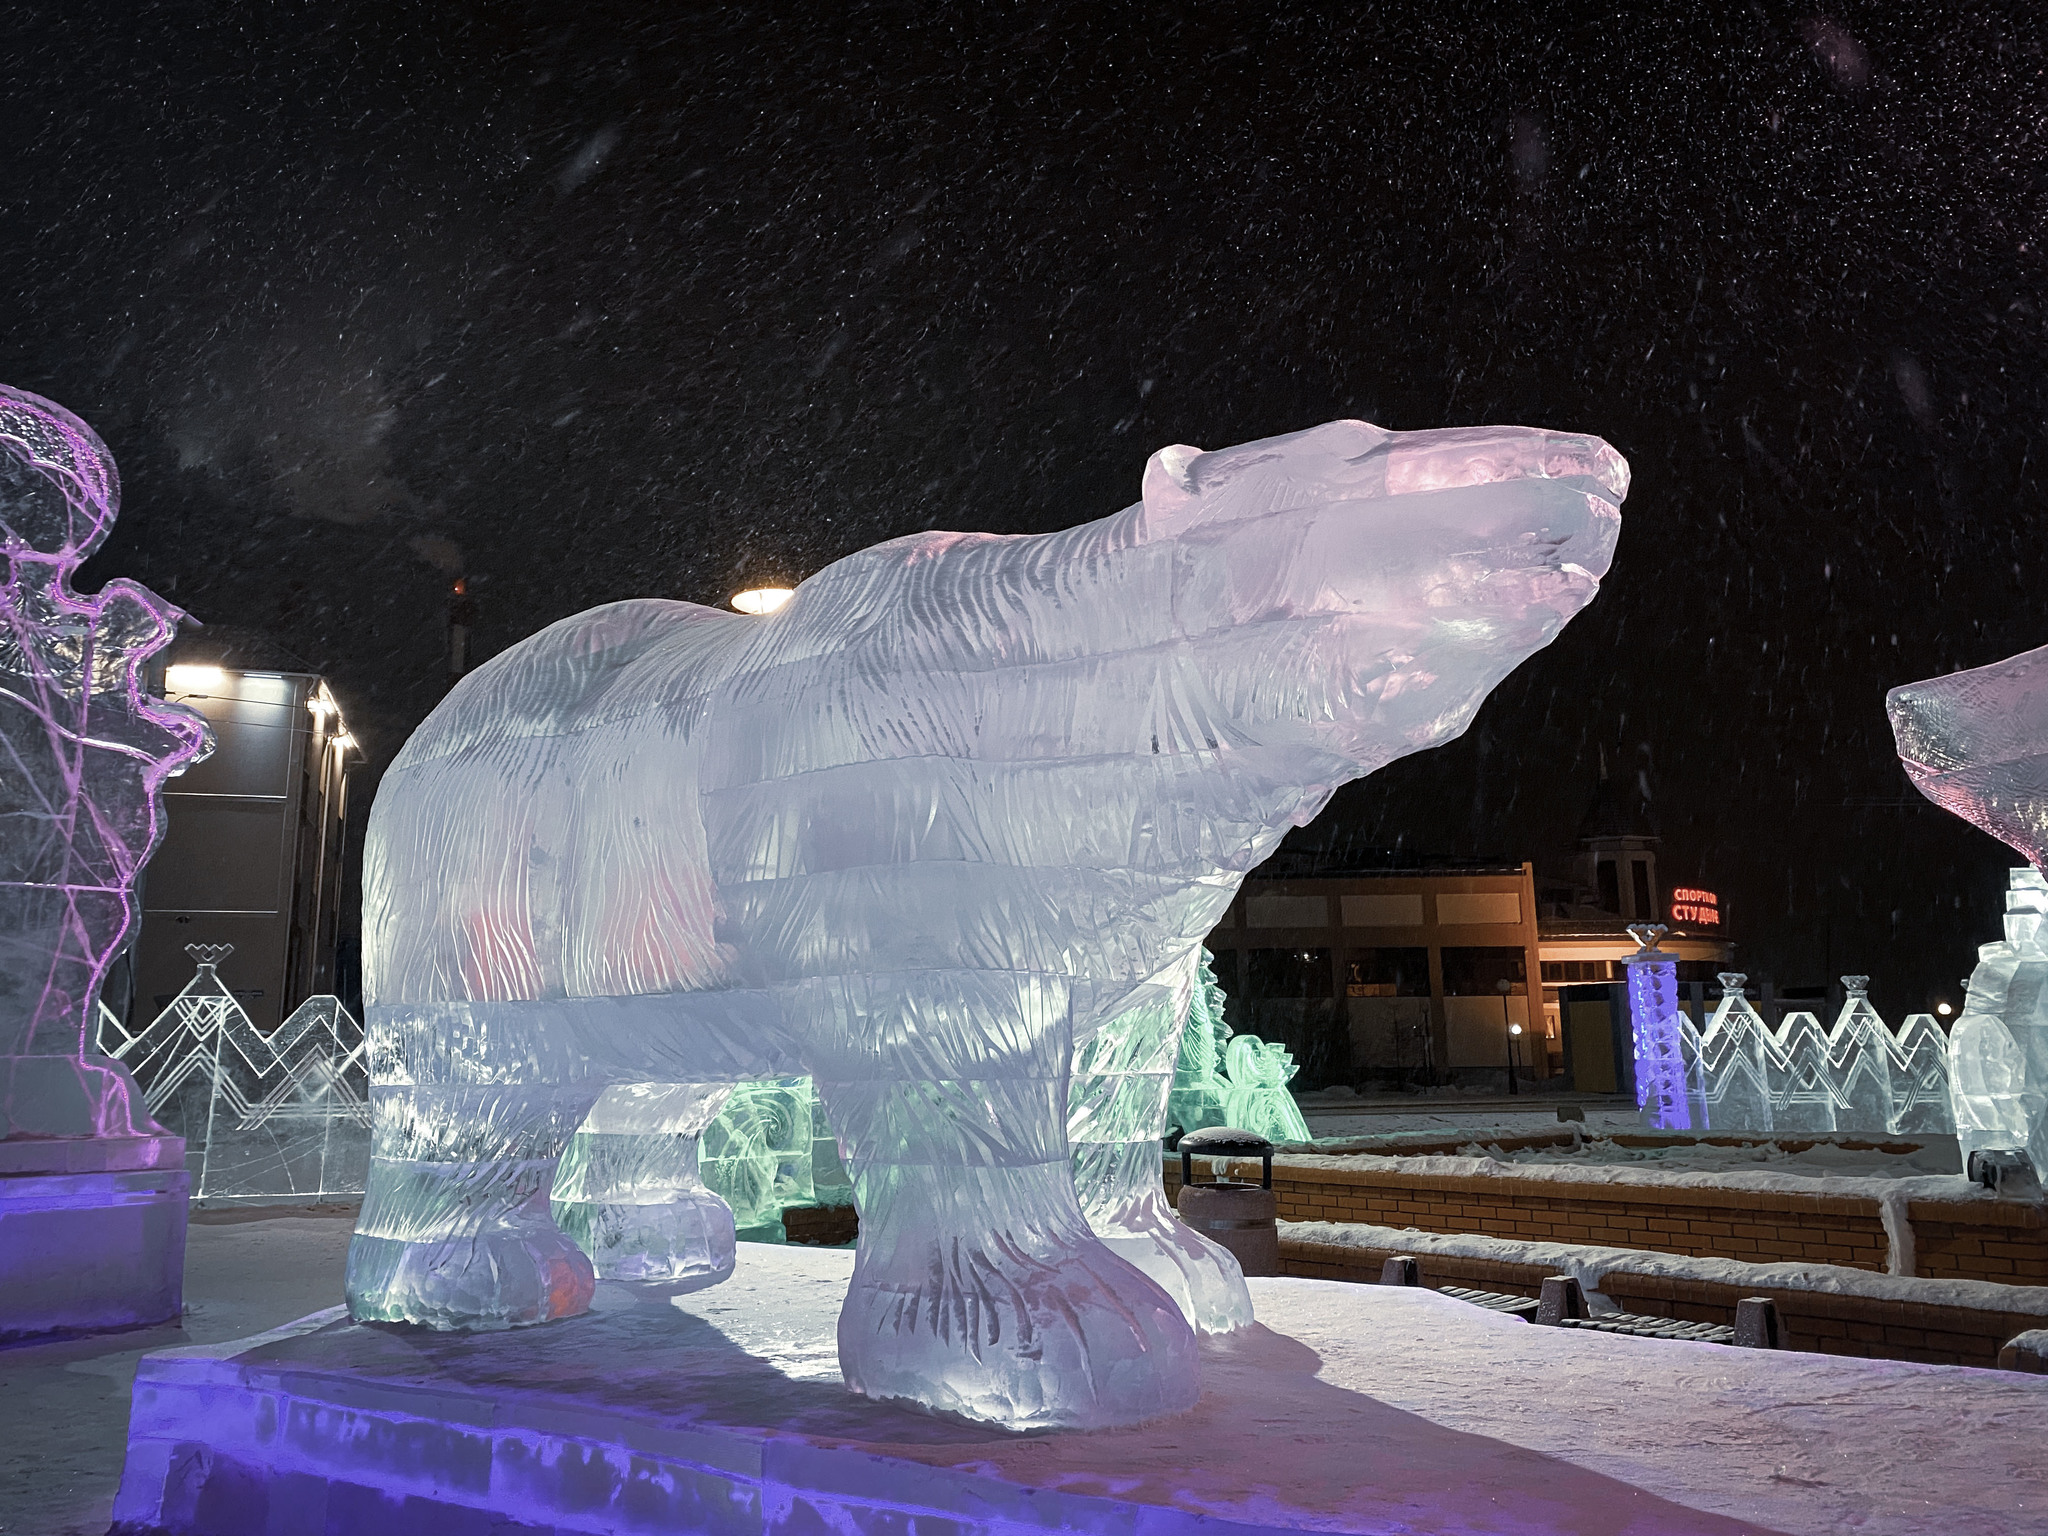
[731, 587, 794, 615]
[166, 663, 225, 692]
[1508, 1023, 1524, 1036]
[1937, 1002, 1953, 1016]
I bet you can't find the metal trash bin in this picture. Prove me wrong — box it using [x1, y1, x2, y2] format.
[1175, 1126, 1280, 1277]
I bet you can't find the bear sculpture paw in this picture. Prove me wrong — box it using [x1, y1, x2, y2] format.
[553, 1187, 738, 1283]
[346, 1219, 597, 1330]
[838, 1230, 1200, 1429]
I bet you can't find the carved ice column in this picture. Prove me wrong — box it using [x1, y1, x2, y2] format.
[0, 384, 211, 1340]
[1945, 870, 2048, 1174]
[1623, 924, 1702, 1130]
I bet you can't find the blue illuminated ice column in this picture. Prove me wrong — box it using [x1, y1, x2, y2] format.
[1624, 923, 1699, 1130]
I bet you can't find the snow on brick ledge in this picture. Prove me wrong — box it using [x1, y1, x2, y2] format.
[1168, 1148, 2045, 1284]
[1282, 1218, 2048, 1368]
[1282, 1218, 2048, 1313]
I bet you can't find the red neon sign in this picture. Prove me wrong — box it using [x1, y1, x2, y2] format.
[1668, 887, 1720, 927]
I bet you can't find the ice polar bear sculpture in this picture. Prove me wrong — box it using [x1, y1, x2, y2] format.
[351, 418, 1627, 1428]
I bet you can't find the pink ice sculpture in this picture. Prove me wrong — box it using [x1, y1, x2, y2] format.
[0, 384, 211, 1143]
[1890, 645, 2048, 1185]
[1889, 642, 2048, 867]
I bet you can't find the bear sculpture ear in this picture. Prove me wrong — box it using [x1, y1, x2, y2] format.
[1140, 442, 1205, 540]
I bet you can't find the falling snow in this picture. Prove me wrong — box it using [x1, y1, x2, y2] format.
[0, 6, 2041, 1013]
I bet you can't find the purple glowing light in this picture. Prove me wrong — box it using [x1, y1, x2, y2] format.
[0, 384, 211, 1140]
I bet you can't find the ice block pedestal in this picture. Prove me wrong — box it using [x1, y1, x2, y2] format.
[112, 1244, 2046, 1536]
[0, 1129, 187, 1341]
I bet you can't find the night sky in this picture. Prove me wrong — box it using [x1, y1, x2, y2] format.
[5, 4, 2044, 1017]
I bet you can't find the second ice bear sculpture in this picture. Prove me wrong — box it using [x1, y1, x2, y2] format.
[1890, 642, 2048, 1183]
[350, 418, 1627, 1428]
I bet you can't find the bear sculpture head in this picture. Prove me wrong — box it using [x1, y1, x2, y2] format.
[1139, 418, 1626, 774]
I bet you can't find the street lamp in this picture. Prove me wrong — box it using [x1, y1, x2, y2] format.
[731, 587, 794, 615]
[1499, 977, 1518, 1095]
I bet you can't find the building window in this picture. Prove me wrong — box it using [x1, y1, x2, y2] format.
[1596, 858, 1620, 913]
[1540, 960, 1615, 984]
[1441, 946, 1527, 996]
[1235, 947, 1338, 1089]
[1244, 948, 1334, 998]
[1631, 859, 1655, 920]
[1347, 947, 1430, 997]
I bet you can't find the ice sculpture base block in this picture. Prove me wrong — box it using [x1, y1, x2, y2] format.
[0, 1141, 187, 1341]
[110, 1246, 2015, 1536]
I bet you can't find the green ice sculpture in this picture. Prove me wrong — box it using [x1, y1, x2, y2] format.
[700, 1077, 857, 1233]
[1167, 950, 1311, 1145]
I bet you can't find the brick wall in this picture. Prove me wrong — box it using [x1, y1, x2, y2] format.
[1914, 1206, 2048, 1283]
[1166, 1157, 2048, 1283]
[1281, 1234, 2048, 1369]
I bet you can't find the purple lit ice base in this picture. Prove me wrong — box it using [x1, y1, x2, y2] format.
[1628, 952, 1693, 1130]
[113, 1244, 2025, 1536]
[0, 1132, 187, 1340]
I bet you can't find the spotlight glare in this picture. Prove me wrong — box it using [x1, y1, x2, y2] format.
[731, 587, 794, 615]
[166, 664, 225, 692]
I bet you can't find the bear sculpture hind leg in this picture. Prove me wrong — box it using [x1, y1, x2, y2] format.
[552, 1082, 739, 1283]
[808, 972, 1200, 1430]
[347, 1082, 601, 1330]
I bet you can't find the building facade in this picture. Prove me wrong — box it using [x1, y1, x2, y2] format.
[1205, 856, 1545, 1091]
[1203, 769, 1733, 1091]
[123, 654, 357, 1033]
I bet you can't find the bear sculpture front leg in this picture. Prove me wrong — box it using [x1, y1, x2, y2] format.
[347, 1081, 601, 1330]
[808, 971, 1200, 1430]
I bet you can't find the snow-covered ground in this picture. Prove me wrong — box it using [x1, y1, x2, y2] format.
[102, 1238, 2048, 1536]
